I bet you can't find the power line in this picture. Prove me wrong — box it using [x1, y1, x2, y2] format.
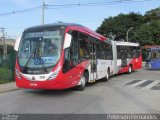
[47, 0, 151, 6]
[46, 0, 153, 8]
[0, 6, 41, 16]
[0, 0, 154, 16]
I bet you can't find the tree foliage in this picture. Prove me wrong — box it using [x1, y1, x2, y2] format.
[134, 20, 160, 45]
[97, 7, 160, 46]
[0, 45, 14, 54]
[144, 7, 160, 22]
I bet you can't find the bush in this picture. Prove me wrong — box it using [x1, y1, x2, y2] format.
[0, 67, 12, 84]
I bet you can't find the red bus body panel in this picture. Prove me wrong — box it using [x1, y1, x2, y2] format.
[16, 58, 90, 89]
[118, 55, 142, 74]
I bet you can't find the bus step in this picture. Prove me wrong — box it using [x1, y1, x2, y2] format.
[90, 80, 96, 83]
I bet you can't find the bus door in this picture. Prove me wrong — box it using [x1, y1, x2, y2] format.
[90, 44, 97, 82]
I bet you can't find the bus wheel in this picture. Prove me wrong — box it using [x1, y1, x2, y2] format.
[77, 75, 86, 91]
[128, 65, 132, 74]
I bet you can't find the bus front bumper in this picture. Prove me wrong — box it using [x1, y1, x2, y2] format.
[16, 79, 78, 90]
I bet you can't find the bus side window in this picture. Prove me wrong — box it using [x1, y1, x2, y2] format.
[128, 47, 133, 58]
[109, 44, 113, 60]
[136, 47, 141, 58]
[106, 43, 112, 60]
[79, 33, 90, 59]
[70, 31, 79, 66]
[96, 42, 101, 59]
[132, 46, 140, 58]
[117, 46, 121, 59]
[101, 43, 106, 59]
[132, 47, 137, 58]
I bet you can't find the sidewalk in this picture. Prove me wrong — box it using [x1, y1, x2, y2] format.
[0, 82, 20, 93]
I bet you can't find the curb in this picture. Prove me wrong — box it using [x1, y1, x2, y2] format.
[0, 82, 21, 93]
[0, 88, 20, 93]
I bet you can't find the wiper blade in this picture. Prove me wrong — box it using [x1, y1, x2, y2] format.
[22, 48, 48, 73]
[23, 48, 36, 72]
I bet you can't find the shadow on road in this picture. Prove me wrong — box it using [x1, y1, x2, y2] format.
[23, 88, 76, 96]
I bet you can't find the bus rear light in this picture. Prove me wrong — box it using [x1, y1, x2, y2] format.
[15, 68, 21, 79]
[48, 66, 61, 80]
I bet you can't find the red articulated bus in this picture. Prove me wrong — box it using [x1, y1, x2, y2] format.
[111, 41, 142, 74]
[14, 23, 142, 91]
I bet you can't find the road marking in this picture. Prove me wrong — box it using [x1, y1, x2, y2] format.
[151, 82, 160, 90]
[112, 80, 134, 87]
[136, 80, 154, 88]
[126, 80, 148, 88]
[142, 81, 160, 90]
[125, 80, 141, 86]
[114, 79, 160, 90]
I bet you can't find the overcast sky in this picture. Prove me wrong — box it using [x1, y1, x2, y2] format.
[0, 0, 159, 39]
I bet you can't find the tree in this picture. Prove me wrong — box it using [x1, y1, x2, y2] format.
[134, 20, 160, 45]
[97, 12, 144, 41]
[144, 7, 160, 22]
[0, 45, 3, 54]
[0, 45, 14, 54]
[96, 7, 160, 46]
[134, 7, 160, 46]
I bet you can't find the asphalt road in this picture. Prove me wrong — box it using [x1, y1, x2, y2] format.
[0, 67, 160, 114]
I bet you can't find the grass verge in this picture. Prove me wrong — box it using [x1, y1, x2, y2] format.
[0, 67, 12, 84]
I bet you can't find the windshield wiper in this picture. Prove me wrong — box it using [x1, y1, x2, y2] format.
[22, 48, 48, 73]
[23, 48, 36, 72]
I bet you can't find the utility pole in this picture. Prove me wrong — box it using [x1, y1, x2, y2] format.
[126, 27, 133, 42]
[42, 0, 45, 24]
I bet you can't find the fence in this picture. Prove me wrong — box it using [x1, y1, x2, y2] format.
[0, 51, 16, 83]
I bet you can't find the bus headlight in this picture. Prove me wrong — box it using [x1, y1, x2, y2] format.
[15, 68, 21, 79]
[48, 66, 61, 80]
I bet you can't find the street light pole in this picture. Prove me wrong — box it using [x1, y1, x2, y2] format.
[126, 27, 133, 42]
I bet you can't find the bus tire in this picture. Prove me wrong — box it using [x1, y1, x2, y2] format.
[128, 65, 132, 74]
[77, 74, 87, 91]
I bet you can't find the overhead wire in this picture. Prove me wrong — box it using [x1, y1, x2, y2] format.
[46, 0, 153, 8]
[0, 0, 154, 16]
[0, 6, 41, 16]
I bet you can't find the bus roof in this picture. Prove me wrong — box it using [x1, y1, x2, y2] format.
[143, 45, 160, 49]
[113, 41, 139, 46]
[24, 23, 107, 41]
[71, 25, 107, 41]
[147, 47, 160, 51]
[24, 23, 82, 31]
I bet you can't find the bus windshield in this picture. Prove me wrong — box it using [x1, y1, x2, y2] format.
[147, 49, 160, 60]
[17, 30, 63, 73]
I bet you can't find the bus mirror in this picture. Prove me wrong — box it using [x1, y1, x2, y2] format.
[63, 33, 72, 49]
[14, 36, 21, 51]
